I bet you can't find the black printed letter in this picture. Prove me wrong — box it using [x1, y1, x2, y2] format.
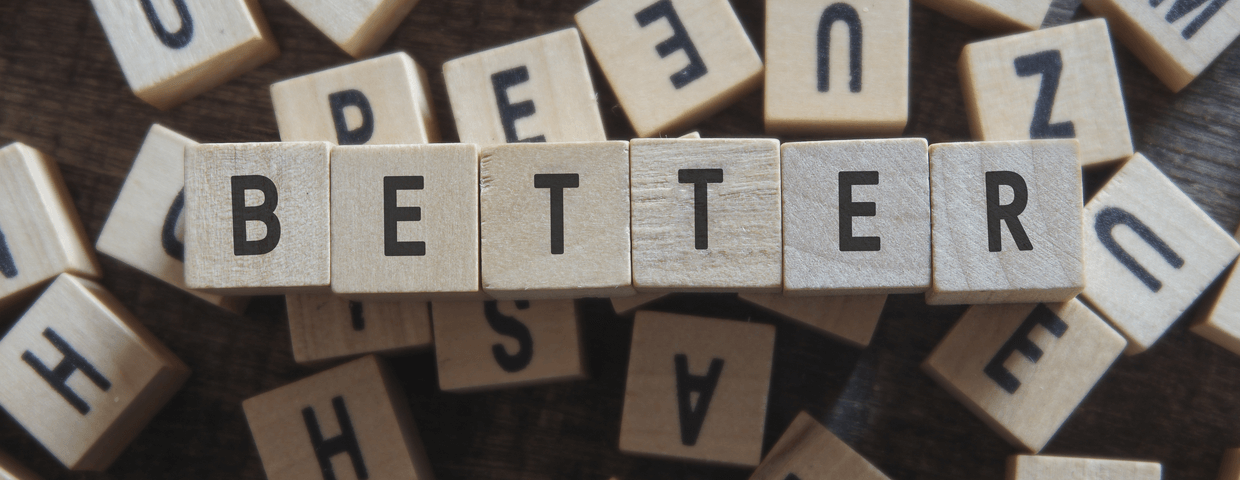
[0, 225, 16, 279]
[329, 90, 375, 146]
[674, 354, 723, 446]
[302, 396, 368, 480]
[492, 67, 546, 143]
[817, 3, 862, 93]
[349, 301, 365, 331]
[231, 175, 280, 256]
[839, 171, 879, 252]
[1151, 0, 1230, 39]
[986, 171, 1032, 252]
[140, 0, 193, 49]
[161, 189, 186, 261]
[385, 176, 425, 256]
[1015, 50, 1075, 139]
[1095, 206, 1184, 292]
[679, 169, 723, 250]
[485, 301, 534, 373]
[636, 0, 708, 89]
[534, 174, 580, 255]
[984, 304, 1068, 394]
[22, 328, 111, 415]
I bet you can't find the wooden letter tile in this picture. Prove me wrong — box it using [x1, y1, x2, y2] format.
[1195, 227, 1240, 355]
[1008, 455, 1161, 480]
[184, 142, 332, 294]
[1082, 153, 1240, 354]
[575, 0, 764, 137]
[0, 450, 43, 480]
[620, 311, 775, 466]
[783, 139, 929, 295]
[0, 274, 190, 470]
[928, 140, 1083, 305]
[271, 52, 439, 145]
[444, 28, 607, 146]
[631, 138, 782, 292]
[960, 19, 1133, 166]
[97, 125, 245, 312]
[922, 300, 1126, 452]
[242, 355, 434, 480]
[1082, 0, 1240, 92]
[0, 143, 101, 312]
[765, 0, 909, 135]
[914, 0, 1053, 32]
[480, 142, 632, 299]
[738, 293, 886, 348]
[749, 411, 891, 480]
[283, 0, 420, 58]
[431, 300, 586, 392]
[331, 144, 481, 300]
[89, 0, 278, 109]
[286, 294, 432, 364]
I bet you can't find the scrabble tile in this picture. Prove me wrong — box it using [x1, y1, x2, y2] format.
[0, 143, 101, 312]
[271, 52, 439, 145]
[1218, 449, 1240, 480]
[283, 0, 420, 58]
[184, 142, 332, 295]
[927, 140, 1084, 305]
[96, 125, 245, 312]
[782, 139, 929, 295]
[922, 300, 1126, 452]
[89, 0, 278, 109]
[611, 292, 668, 315]
[1082, 153, 1240, 354]
[1082, 0, 1240, 92]
[242, 355, 433, 480]
[330, 144, 481, 300]
[960, 19, 1133, 166]
[431, 300, 586, 392]
[0, 274, 190, 470]
[444, 28, 607, 146]
[575, 0, 764, 137]
[914, 0, 1053, 32]
[1192, 227, 1240, 356]
[286, 294, 432, 364]
[631, 138, 782, 292]
[749, 411, 891, 480]
[0, 449, 43, 480]
[764, 0, 909, 136]
[738, 293, 886, 347]
[480, 141, 633, 299]
[1008, 455, 1161, 480]
[620, 311, 775, 466]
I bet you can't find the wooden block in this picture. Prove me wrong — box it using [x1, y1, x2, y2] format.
[738, 293, 886, 347]
[1192, 226, 1240, 356]
[1008, 455, 1161, 480]
[271, 52, 439, 145]
[575, 0, 764, 137]
[89, 0, 278, 109]
[480, 141, 633, 299]
[0, 143, 100, 312]
[283, 0, 419, 58]
[927, 140, 1084, 305]
[764, 0, 909, 136]
[96, 125, 246, 312]
[330, 144, 481, 300]
[0, 449, 44, 480]
[922, 299, 1126, 452]
[748, 411, 891, 480]
[631, 138, 782, 292]
[913, 0, 1053, 32]
[620, 311, 775, 466]
[960, 19, 1133, 166]
[611, 292, 668, 315]
[782, 139, 929, 295]
[0, 274, 190, 470]
[286, 294, 432, 364]
[444, 28, 607, 147]
[1082, 153, 1240, 353]
[1218, 449, 1240, 480]
[1082, 0, 1240, 92]
[184, 142, 332, 295]
[431, 300, 586, 392]
[242, 355, 433, 480]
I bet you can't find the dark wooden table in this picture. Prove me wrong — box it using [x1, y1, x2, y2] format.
[3, 0, 1240, 479]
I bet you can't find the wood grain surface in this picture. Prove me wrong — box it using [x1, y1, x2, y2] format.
[3, 0, 1240, 479]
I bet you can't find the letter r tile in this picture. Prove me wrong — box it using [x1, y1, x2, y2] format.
[922, 299, 1126, 452]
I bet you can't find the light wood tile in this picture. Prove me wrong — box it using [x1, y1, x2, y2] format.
[748, 411, 891, 480]
[738, 293, 886, 347]
[286, 294, 432, 364]
[1008, 455, 1161, 480]
[283, 0, 420, 58]
[432, 300, 586, 392]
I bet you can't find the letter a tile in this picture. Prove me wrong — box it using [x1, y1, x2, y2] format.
[922, 300, 1126, 452]
[620, 311, 776, 467]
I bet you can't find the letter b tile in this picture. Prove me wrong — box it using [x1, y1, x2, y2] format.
[922, 299, 1126, 452]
